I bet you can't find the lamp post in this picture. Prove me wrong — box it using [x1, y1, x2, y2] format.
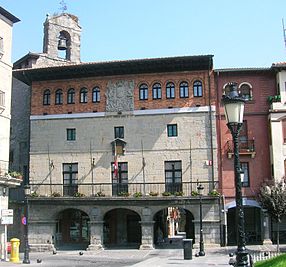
[197, 184, 205, 256]
[222, 82, 250, 267]
[23, 184, 30, 264]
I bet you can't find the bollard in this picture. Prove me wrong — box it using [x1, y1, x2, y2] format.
[10, 238, 20, 263]
[183, 239, 193, 260]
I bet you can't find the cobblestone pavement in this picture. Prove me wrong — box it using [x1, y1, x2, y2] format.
[0, 244, 285, 267]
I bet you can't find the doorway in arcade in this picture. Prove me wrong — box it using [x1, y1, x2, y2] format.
[56, 209, 90, 250]
[103, 208, 141, 248]
[227, 206, 262, 245]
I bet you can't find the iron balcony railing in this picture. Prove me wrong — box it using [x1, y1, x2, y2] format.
[26, 181, 219, 198]
[227, 139, 255, 153]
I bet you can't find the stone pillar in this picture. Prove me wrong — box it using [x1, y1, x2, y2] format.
[139, 220, 155, 250]
[87, 220, 104, 250]
[28, 220, 56, 252]
[262, 209, 272, 245]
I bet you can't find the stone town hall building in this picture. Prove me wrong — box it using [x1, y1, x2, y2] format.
[11, 12, 223, 251]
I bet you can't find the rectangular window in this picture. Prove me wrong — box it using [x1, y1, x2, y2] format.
[165, 161, 182, 193]
[67, 128, 76, 141]
[114, 126, 124, 139]
[240, 162, 249, 187]
[167, 124, 178, 137]
[0, 90, 5, 108]
[112, 162, 128, 196]
[63, 163, 78, 196]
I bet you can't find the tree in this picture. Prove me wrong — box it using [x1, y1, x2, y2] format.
[258, 182, 286, 252]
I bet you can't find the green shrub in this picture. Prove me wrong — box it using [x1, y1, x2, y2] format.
[73, 192, 85, 197]
[118, 191, 130, 197]
[208, 189, 220, 197]
[51, 192, 61, 197]
[133, 192, 143, 198]
[149, 191, 159, 196]
[96, 191, 105, 197]
[191, 191, 199, 196]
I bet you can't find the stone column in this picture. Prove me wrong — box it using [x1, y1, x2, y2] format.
[28, 220, 57, 252]
[262, 209, 272, 245]
[139, 220, 155, 250]
[87, 220, 104, 250]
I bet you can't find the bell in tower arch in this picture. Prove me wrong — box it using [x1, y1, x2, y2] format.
[58, 34, 67, 50]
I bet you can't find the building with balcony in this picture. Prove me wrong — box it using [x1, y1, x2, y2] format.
[11, 12, 222, 251]
[0, 5, 21, 259]
[215, 68, 276, 246]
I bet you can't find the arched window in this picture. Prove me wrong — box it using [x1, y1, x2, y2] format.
[152, 83, 162, 99]
[179, 81, 189, 98]
[92, 87, 100, 103]
[166, 82, 175, 99]
[193, 80, 203, 97]
[55, 89, 63, 105]
[67, 88, 75, 104]
[239, 83, 253, 101]
[80, 87, 88, 103]
[43, 89, 51, 105]
[139, 83, 148, 100]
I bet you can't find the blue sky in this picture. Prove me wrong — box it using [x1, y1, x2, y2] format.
[1, 0, 286, 68]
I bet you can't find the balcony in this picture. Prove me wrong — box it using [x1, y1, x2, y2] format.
[25, 181, 219, 200]
[227, 139, 256, 159]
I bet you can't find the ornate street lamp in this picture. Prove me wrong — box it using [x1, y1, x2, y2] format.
[197, 184, 205, 256]
[222, 82, 250, 267]
[23, 184, 30, 264]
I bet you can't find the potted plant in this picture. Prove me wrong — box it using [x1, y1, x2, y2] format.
[73, 192, 85, 197]
[8, 171, 23, 180]
[174, 191, 184, 196]
[51, 192, 61, 197]
[191, 190, 199, 196]
[96, 191, 105, 197]
[118, 191, 130, 197]
[149, 191, 159, 196]
[162, 191, 172, 196]
[30, 191, 39, 197]
[133, 192, 143, 198]
[208, 189, 220, 197]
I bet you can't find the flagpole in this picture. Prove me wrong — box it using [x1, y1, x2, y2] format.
[141, 140, 146, 195]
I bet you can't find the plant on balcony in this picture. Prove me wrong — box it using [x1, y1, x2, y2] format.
[73, 192, 85, 197]
[267, 95, 281, 104]
[8, 171, 23, 179]
[149, 191, 159, 196]
[118, 191, 130, 197]
[162, 191, 172, 196]
[208, 189, 220, 197]
[191, 190, 199, 196]
[96, 191, 105, 197]
[30, 191, 39, 197]
[51, 192, 61, 197]
[174, 191, 184, 196]
[133, 191, 143, 198]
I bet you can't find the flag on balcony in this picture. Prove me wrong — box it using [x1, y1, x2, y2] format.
[114, 154, 118, 179]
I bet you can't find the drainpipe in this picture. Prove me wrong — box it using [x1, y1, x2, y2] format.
[208, 57, 215, 191]
[215, 71, 223, 193]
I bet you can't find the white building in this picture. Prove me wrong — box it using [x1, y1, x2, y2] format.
[0, 6, 21, 259]
[269, 63, 286, 182]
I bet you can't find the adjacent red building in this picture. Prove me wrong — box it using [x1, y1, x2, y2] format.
[215, 68, 276, 245]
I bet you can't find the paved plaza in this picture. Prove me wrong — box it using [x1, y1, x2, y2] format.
[0, 244, 285, 267]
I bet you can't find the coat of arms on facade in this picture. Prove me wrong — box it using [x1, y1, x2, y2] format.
[105, 80, 134, 112]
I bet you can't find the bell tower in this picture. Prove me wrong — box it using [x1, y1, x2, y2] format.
[43, 13, 81, 63]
